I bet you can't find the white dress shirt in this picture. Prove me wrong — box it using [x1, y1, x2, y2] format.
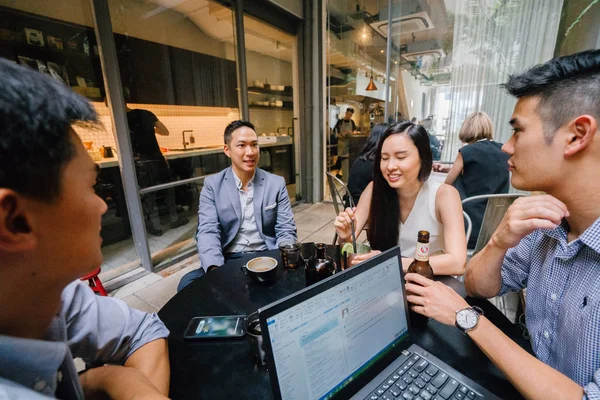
[225, 171, 268, 254]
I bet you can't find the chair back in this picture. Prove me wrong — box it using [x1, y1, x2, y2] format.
[463, 211, 472, 243]
[326, 172, 353, 215]
[462, 194, 525, 254]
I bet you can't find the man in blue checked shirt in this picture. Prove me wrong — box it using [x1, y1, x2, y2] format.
[405, 49, 600, 400]
[0, 59, 170, 398]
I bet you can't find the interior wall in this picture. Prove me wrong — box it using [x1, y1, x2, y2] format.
[226, 43, 293, 86]
[246, 49, 293, 86]
[75, 103, 239, 150]
[400, 70, 426, 121]
[1, 0, 227, 58]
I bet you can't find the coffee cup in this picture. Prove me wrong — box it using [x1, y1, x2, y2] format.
[241, 256, 278, 283]
[246, 312, 267, 365]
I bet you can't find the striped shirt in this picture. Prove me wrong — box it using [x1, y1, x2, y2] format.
[500, 217, 600, 399]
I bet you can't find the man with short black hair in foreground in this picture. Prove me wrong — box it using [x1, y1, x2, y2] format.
[405, 49, 600, 399]
[0, 59, 170, 399]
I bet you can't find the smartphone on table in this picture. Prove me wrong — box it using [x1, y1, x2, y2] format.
[183, 315, 247, 340]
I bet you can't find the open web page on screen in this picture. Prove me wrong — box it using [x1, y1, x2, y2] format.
[267, 256, 408, 400]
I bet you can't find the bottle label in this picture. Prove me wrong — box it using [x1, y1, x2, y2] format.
[414, 244, 429, 262]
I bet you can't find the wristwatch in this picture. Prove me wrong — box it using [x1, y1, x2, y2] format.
[455, 306, 483, 334]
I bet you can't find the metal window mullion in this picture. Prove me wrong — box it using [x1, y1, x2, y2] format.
[383, 0, 393, 122]
[309, 0, 324, 202]
[234, 0, 249, 120]
[90, 0, 153, 271]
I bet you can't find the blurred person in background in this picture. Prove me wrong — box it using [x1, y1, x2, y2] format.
[444, 111, 510, 248]
[346, 123, 388, 206]
[419, 117, 442, 160]
[333, 107, 357, 181]
[126, 105, 188, 236]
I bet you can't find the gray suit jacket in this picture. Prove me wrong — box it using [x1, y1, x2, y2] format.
[196, 167, 297, 271]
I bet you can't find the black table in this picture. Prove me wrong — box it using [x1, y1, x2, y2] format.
[158, 245, 531, 399]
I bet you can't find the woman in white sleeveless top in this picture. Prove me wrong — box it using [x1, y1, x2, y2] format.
[334, 122, 467, 275]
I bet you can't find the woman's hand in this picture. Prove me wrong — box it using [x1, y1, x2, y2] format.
[349, 250, 381, 266]
[404, 273, 469, 325]
[334, 207, 357, 243]
[432, 163, 452, 173]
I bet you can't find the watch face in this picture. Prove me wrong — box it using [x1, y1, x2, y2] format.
[456, 309, 478, 330]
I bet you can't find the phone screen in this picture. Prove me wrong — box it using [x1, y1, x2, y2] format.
[183, 315, 247, 339]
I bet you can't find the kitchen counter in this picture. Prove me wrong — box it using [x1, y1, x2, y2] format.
[97, 136, 293, 168]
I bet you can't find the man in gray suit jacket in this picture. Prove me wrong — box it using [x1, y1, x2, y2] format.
[178, 120, 297, 291]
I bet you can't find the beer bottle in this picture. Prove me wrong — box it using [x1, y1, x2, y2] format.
[407, 230, 434, 279]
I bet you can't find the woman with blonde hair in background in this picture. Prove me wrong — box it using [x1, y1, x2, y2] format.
[445, 111, 510, 248]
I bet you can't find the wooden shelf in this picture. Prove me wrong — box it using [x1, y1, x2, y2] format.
[249, 105, 293, 111]
[245, 86, 293, 97]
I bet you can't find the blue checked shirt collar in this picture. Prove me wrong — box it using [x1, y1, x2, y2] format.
[543, 217, 600, 256]
[0, 317, 71, 397]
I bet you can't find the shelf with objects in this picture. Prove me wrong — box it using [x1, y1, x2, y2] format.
[0, 6, 104, 101]
[245, 81, 293, 110]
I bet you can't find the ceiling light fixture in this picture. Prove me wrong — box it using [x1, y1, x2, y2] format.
[365, 57, 378, 91]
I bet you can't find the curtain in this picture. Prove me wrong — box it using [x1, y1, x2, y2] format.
[442, 0, 564, 160]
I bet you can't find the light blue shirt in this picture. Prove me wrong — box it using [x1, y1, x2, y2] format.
[499, 218, 600, 399]
[0, 281, 169, 399]
[226, 171, 267, 254]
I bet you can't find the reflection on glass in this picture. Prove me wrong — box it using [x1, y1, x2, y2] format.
[325, 0, 598, 177]
[140, 185, 199, 267]
[243, 13, 299, 201]
[104, 0, 239, 273]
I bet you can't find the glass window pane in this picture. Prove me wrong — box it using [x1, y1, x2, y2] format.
[0, 1, 139, 282]
[325, 0, 599, 198]
[244, 13, 299, 202]
[104, 0, 239, 275]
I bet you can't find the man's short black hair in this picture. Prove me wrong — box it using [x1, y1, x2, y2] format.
[346, 107, 354, 114]
[224, 120, 255, 144]
[0, 58, 98, 202]
[502, 49, 600, 141]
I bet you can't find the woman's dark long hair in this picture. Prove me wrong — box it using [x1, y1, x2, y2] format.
[367, 122, 433, 252]
[359, 123, 388, 161]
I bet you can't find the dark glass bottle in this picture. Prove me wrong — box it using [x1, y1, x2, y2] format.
[407, 231, 433, 326]
[305, 243, 337, 286]
[407, 230, 434, 279]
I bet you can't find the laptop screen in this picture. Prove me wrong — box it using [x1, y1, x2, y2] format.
[264, 249, 409, 400]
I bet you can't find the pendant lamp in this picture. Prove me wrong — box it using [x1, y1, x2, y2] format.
[365, 58, 378, 91]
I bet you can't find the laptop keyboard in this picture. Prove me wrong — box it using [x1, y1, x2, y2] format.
[365, 350, 484, 400]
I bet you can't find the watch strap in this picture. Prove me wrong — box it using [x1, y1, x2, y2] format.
[455, 306, 484, 335]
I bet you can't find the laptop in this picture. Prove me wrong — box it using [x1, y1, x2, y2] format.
[258, 246, 502, 400]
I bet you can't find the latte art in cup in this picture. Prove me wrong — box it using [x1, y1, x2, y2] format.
[247, 257, 277, 272]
